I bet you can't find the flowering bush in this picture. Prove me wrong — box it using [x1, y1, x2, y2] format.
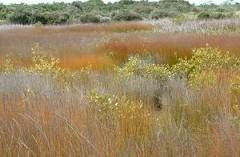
[116, 55, 172, 83]
[0, 55, 15, 73]
[30, 44, 65, 78]
[172, 46, 240, 86]
[89, 91, 156, 140]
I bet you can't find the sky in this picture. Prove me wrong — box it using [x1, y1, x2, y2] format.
[0, 0, 239, 5]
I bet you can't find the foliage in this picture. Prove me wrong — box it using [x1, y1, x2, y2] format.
[80, 13, 100, 23]
[116, 55, 171, 82]
[158, 0, 193, 13]
[89, 91, 156, 139]
[134, 5, 154, 17]
[7, 7, 32, 25]
[197, 12, 210, 19]
[0, 0, 238, 24]
[197, 11, 233, 19]
[0, 55, 15, 73]
[30, 44, 67, 83]
[151, 9, 178, 19]
[115, 47, 240, 88]
[112, 10, 142, 21]
[172, 46, 240, 86]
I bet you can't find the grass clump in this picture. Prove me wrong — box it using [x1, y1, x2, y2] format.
[89, 91, 156, 143]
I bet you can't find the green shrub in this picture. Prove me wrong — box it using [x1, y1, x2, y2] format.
[150, 10, 178, 19]
[80, 13, 100, 23]
[8, 8, 32, 24]
[197, 12, 210, 19]
[33, 12, 70, 24]
[8, 8, 70, 25]
[113, 10, 142, 21]
[211, 12, 227, 19]
[134, 6, 154, 16]
[197, 11, 233, 20]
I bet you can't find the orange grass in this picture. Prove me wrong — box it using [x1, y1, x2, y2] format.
[0, 25, 240, 155]
[1, 24, 240, 69]
[60, 54, 115, 70]
[100, 33, 240, 64]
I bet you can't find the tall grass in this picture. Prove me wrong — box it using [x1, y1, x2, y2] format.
[1, 73, 240, 156]
[150, 18, 240, 33]
[1, 22, 240, 68]
[0, 21, 240, 156]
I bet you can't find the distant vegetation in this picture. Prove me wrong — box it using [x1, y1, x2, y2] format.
[0, 0, 240, 24]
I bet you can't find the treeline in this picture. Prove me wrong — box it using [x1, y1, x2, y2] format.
[0, 0, 240, 25]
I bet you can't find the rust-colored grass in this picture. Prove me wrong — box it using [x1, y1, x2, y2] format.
[60, 54, 115, 70]
[1, 24, 240, 69]
[1, 21, 240, 156]
[100, 33, 240, 64]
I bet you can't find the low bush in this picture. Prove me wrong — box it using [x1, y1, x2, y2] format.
[197, 12, 233, 20]
[112, 10, 142, 21]
[134, 6, 154, 17]
[172, 46, 240, 87]
[116, 55, 171, 83]
[89, 91, 156, 140]
[80, 13, 100, 23]
[197, 12, 210, 19]
[8, 8, 32, 24]
[150, 9, 178, 19]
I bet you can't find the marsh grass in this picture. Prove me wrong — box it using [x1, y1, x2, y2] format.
[0, 22, 240, 156]
[1, 22, 240, 69]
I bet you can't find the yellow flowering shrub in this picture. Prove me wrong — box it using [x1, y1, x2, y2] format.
[89, 91, 156, 141]
[116, 55, 172, 83]
[1, 55, 15, 73]
[30, 44, 65, 78]
[172, 46, 240, 87]
[28, 43, 81, 88]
